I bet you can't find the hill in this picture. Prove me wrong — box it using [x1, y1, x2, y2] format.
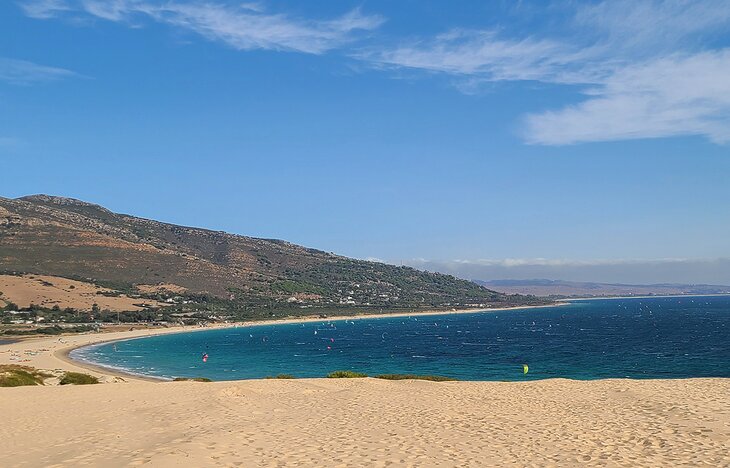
[476, 279, 730, 298]
[0, 195, 544, 322]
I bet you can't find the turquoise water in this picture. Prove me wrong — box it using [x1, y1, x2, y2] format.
[71, 296, 730, 381]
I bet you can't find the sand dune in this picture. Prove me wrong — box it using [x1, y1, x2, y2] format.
[0, 377, 727, 466]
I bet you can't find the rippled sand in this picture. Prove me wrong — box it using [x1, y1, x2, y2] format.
[1, 377, 727, 466]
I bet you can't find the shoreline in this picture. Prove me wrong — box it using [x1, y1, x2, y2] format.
[2, 302, 567, 383]
[57, 346, 169, 383]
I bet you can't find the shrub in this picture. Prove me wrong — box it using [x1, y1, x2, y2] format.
[59, 372, 99, 385]
[326, 370, 368, 378]
[172, 377, 212, 382]
[375, 374, 457, 382]
[36, 326, 64, 335]
[0, 325, 96, 336]
[0, 365, 50, 387]
[264, 374, 295, 379]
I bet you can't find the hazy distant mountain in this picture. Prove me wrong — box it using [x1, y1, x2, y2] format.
[475, 279, 730, 298]
[0, 195, 544, 314]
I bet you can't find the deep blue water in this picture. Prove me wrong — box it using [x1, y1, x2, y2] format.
[71, 296, 730, 381]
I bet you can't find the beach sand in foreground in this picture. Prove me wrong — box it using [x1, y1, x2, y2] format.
[1, 377, 728, 466]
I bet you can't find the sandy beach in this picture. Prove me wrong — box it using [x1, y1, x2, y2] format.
[1, 306, 728, 467]
[1, 376, 727, 466]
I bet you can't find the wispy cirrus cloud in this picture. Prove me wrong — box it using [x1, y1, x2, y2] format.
[573, 0, 730, 52]
[0, 57, 77, 85]
[19, 0, 384, 54]
[365, 0, 730, 146]
[17, 0, 69, 18]
[366, 29, 601, 85]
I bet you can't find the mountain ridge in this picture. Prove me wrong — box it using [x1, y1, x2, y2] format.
[0, 195, 544, 316]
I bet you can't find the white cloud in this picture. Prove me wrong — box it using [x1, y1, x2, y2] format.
[405, 257, 730, 284]
[368, 30, 575, 81]
[18, 0, 69, 19]
[575, 0, 730, 53]
[80, 0, 131, 21]
[365, 256, 385, 263]
[366, 0, 730, 146]
[17, 1, 730, 145]
[0, 57, 76, 84]
[20, 0, 384, 54]
[525, 51, 730, 144]
[445, 257, 695, 267]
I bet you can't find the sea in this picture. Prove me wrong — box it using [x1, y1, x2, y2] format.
[70, 295, 730, 382]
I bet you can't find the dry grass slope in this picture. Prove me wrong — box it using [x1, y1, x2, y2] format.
[0, 274, 164, 312]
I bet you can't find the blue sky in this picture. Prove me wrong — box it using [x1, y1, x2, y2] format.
[2, 0, 730, 283]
